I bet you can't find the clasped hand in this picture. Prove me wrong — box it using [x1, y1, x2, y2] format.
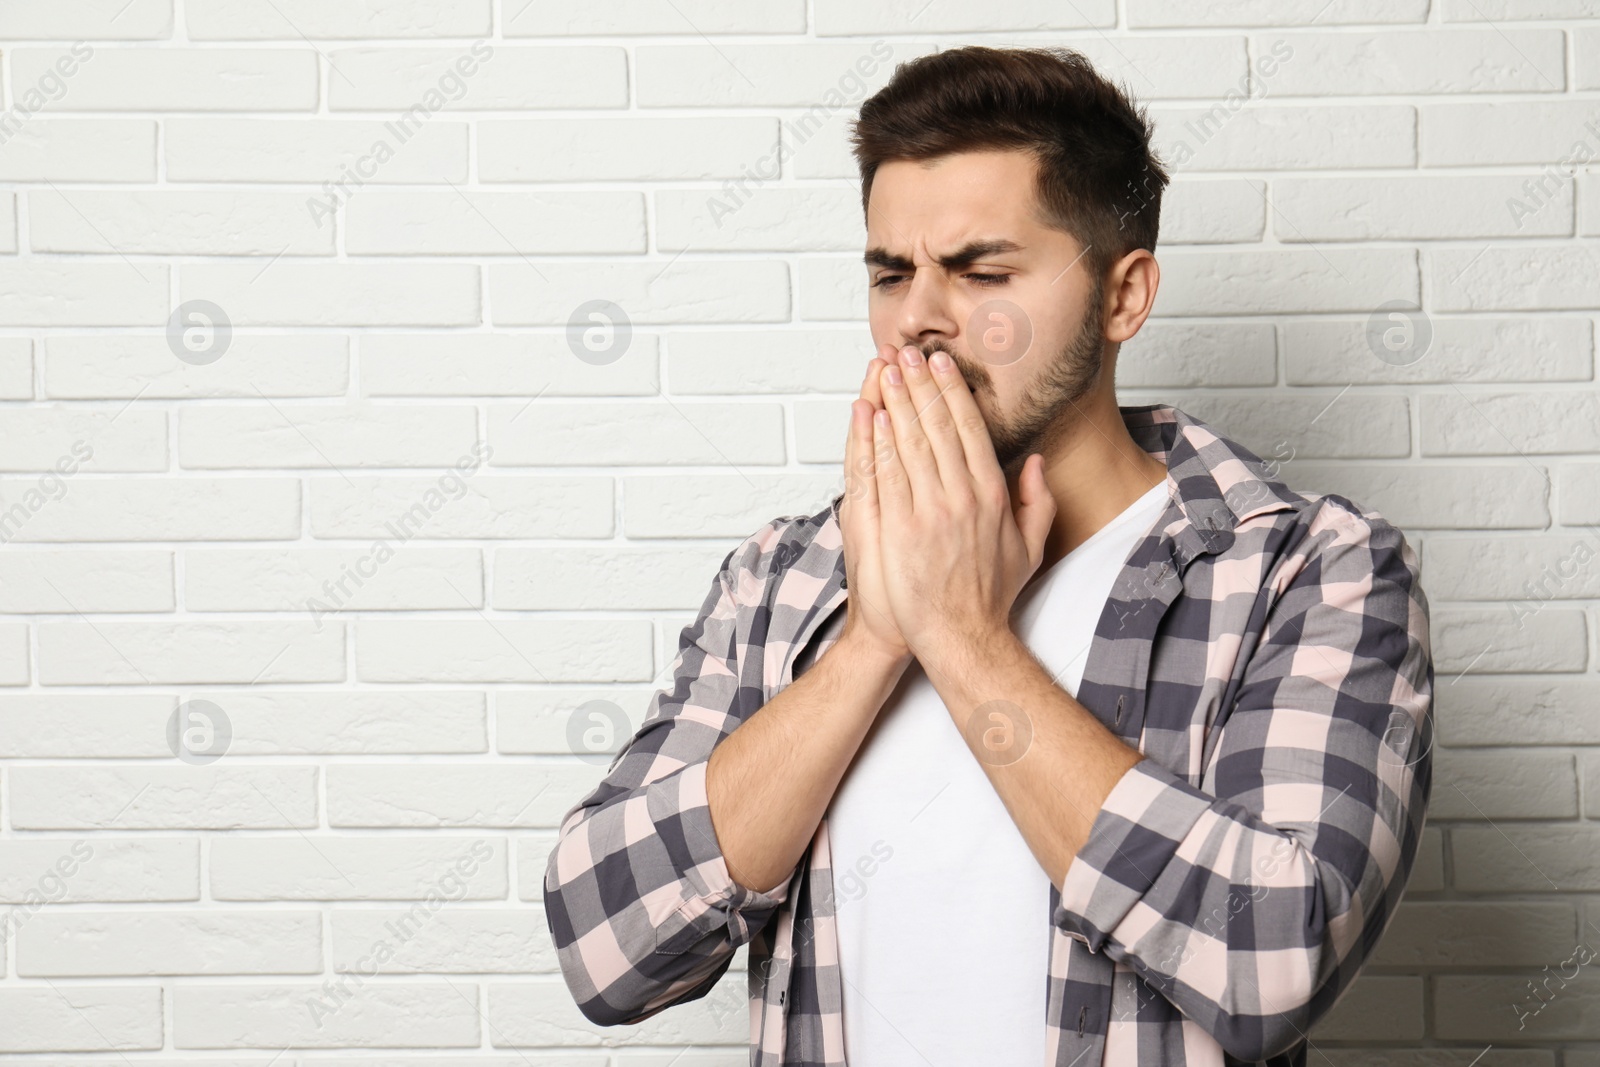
[838, 343, 1057, 666]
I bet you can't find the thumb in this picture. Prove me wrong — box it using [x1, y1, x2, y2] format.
[1013, 454, 1056, 569]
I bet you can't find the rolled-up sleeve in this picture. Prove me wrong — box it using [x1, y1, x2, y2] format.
[543, 521, 796, 1026]
[1053, 499, 1433, 1061]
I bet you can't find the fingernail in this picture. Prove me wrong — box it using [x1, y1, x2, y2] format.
[886, 365, 903, 386]
[874, 410, 890, 430]
[930, 351, 952, 372]
[902, 346, 923, 366]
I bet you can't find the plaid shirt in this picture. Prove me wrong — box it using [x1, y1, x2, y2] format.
[544, 404, 1434, 1066]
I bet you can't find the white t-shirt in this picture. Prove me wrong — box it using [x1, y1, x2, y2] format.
[826, 480, 1169, 1066]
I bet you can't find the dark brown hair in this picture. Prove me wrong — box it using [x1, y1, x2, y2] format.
[850, 46, 1168, 282]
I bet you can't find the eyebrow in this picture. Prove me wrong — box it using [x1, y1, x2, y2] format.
[863, 238, 1025, 273]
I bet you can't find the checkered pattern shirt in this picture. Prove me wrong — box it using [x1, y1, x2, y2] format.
[544, 404, 1435, 1066]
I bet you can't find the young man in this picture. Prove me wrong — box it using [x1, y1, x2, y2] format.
[544, 46, 1433, 1067]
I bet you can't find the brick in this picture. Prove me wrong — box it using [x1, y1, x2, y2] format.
[1118, 322, 1277, 388]
[186, 0, 491, 38]
[210, 836, 506, 900]
[1130, 0, 1429, 25]
[488, 260, 788, 325]
[0, 476, 298, 542]
[816, 0, 1113, 33]
[30, 190, 334, 255]
[1409, 826, 1445, 892]
[1160, 179, 1264, 243]
[1433, 605, 1586, 673]
[509, 0, 804, 34]
[493, 545, 731, 610]
[0, 837, 198, 902]
[1560, 463, 1600, 524]
[1452, 826, 1600, 890]
[17, 911, 321, 976]
[332, 909, 552, 973]
[669, 329, 868, 394]
[346, 190, 644, 255]
[166, 118, 467, 183]
[0, 0, 173, 38]
[1442, 0, 1600, 18]
[1441, 678, 1600, 746]
[623, 473, 840, 537]
[1372, 901, 1576, 967]
[1425, 533, 1600, 601]
[0, 987, 162, 1052]
[0, 622, 28, 685]
[1151, 105, 1416, 170]
[1254, 30, 1565, 95]
[1310, 976, 1424, 1041]
[494, 688, 652, 755]
[1422, 100, 1600, 166]
[11, 48, 317, 110]
[489, 401, 785, 466]
[354, 619, 652, 683]
[1173, 394, 1412, 458]
[0, 408, 167, 472]
[0, 694, 174, 757]
[798, 256, 865, 320]
[185, 548, 484, 613]
[479, 117, 779, 182]
[656, 187, 862, 252]
[8, 766, 318, 829]
[180, 690, 486, 754]
[0, 120, 156, 181]
[179, 404, 478, 468]
[637, 43, 920, 107]
[326, 764, 600, 827]
[37, 620, 343, 684]
[0, 337, 31, 398]
[178, 262, 479, 326]
[1431, 243, 1600, 311]
[0, 263, 168, 326]
[1152, 249, 1418, 315]
[1275, 176, 1572, 241]
[1284, 316, 1592, 384]
[173, 984, 480, 1048]
[44, 334, 349, 398]
[1429, 748, 1577, 818]
[0, 551, 173, 613]
[328, 46, 626, 109]
[1287, 464, 1549, 529]
[0, 191, 16, 252]
[309, 475, 612, 540]
[1421, 392, 1600, 455]
[361, 332, 659, 397]
[795, 399, 851, 464]
[1582, 27, 1600, 89]
[1436, 974, 1600, 1039]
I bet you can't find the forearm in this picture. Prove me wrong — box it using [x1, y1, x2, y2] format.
[921, 628, 1142, 887]
[706, 628, 911, 894]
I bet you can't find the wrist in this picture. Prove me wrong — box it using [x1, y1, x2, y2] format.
[833, 623, 914, 677]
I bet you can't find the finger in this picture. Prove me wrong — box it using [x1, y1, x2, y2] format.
[878, 358, 942, 509]
[926, 349, 1003, 484]
[871, 406, 912, 524]
[844, 398, 879, 519]
[863, 342, 897, 410]
[895, 345, 972, 499]
[1014, 453, 1058, 572]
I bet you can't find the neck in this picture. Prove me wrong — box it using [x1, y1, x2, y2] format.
[1018, 385, 1167, 579]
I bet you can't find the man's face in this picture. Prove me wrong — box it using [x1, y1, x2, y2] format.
[864, 149, 1106, 477]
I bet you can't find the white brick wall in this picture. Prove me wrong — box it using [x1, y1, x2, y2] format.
[0, 0, 1596, 1058]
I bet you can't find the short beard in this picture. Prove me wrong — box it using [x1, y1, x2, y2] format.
[922, 279, 1107, 479]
